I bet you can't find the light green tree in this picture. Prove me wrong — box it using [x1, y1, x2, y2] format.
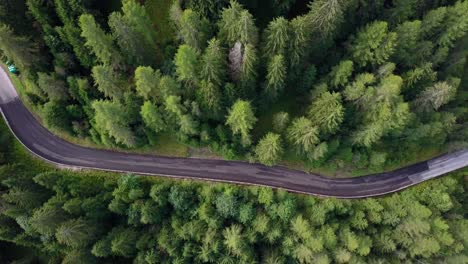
[219, 1, 258, 46]
[287, 117, 320, 155]
[308, 91, 344, 134]
[175, 44, 200, 84]
[240, 44, 258, 91]
[255, 133, 283, 166]
[223, 224, 245, 257]
[179, 114, 198, 135]
[237, 10, 258, 46]
[179, 9, 210, 50]
[201, 38, 226, 87]
[92, 100, 136, 147]
[198, 80, 222, 112]
[330, 60, 353, 88]
[437, 1, 468, 48]
[350, 21, 397, 67]
[415, 82, 456, 112]
[108, 12, 140, 64]
[92, 65, 127, 100]
[135, 66, 161, 101]
[79, 14, 121, 66]
[110, 227, 138, 257]
[218, 0, 243, 46]
[158, 75, 180, 98]
[288, 15, 311, 68]
[307, 0, 348, 35]
[226, 100, 257, 146]
[263, 17, 289, 57]
[56, 219, 96, 248]
[141, 101, 166, 133]
[265, 54, 286, 100]
[30, 205, 68, 236]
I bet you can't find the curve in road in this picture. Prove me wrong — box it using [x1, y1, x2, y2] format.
[1, 67, 467, 198]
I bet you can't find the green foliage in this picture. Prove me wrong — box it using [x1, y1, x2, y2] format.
[92, 100, 136, 147]
[141, 101, 166, 134]
[288, 15, 311, 68]
[308, 91, 344, 135]
[42, 101, 71, 132]
[263, 17, 289, 57]
[37, 72, 69, 101]
[178, 9, 210, 50]
[91, 65, 126, 100]
[79, 14, 121, 67]
[135, 66, 161, 101]
[265, 54, 286, 100]
[255, 132, 283, 166]
[415, 81, 456, 112]
[56, 219, 96, 248]
[272, 112, 289, 133]
[201, 38, 226, 87]
[330, 60, 353, 88]
[307, 0, 348, 35]
[287, 117, 320, 156]
[113, 0, 158, 66]
[226, 100, 257, 146]
[219, 1, 258, 46]
[0, 23, 39, 69]
[175, 44, 200, 84]
[351, 21, 397, 67]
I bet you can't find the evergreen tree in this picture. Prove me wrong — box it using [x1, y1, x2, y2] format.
[265, 54, 286, 100]
[226, 100, 257, 146]
[141, 101, 166, 134]
[178, 9, 210, 51]
[92, 100, 136, 147]
[79, 14, 121, 67]
[30, 204, 68, 236]
[263, 17, 289, 57]
[240, 44, 258, 93]
[0, 23, 39, 69]
[255, 133, 283, 166]
[415, 82, 456, 112]
[329, 60, 353, 89]
[119, 0, 158, 66]
[201, 38, 226, 87]
[55, 219, 96, 248]
[108, 12, 146, 67]
[91, 65, 127, 100]
[54, 0, 95, 68]
[272, 112, 290, 133]
[308, 91, 344, 134]
[135, 66, 161, 101]
[37, 72, 69, 101]
[198, 80, 222, 113]
[110, 227, 138, 257]
[175, 44, 200, 84]
[287, 117, 320, 156]
[307, 0, 348, 35]
[219, 1, 257, 46]
[350, 21, 397, 67]
[288, 15, 311, 68]
[437, 1, 468, 49]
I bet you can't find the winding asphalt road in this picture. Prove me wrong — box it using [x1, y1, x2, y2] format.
[0, 68, 467, 198]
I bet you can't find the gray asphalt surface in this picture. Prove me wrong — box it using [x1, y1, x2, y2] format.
[1, 67, 467, 198]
